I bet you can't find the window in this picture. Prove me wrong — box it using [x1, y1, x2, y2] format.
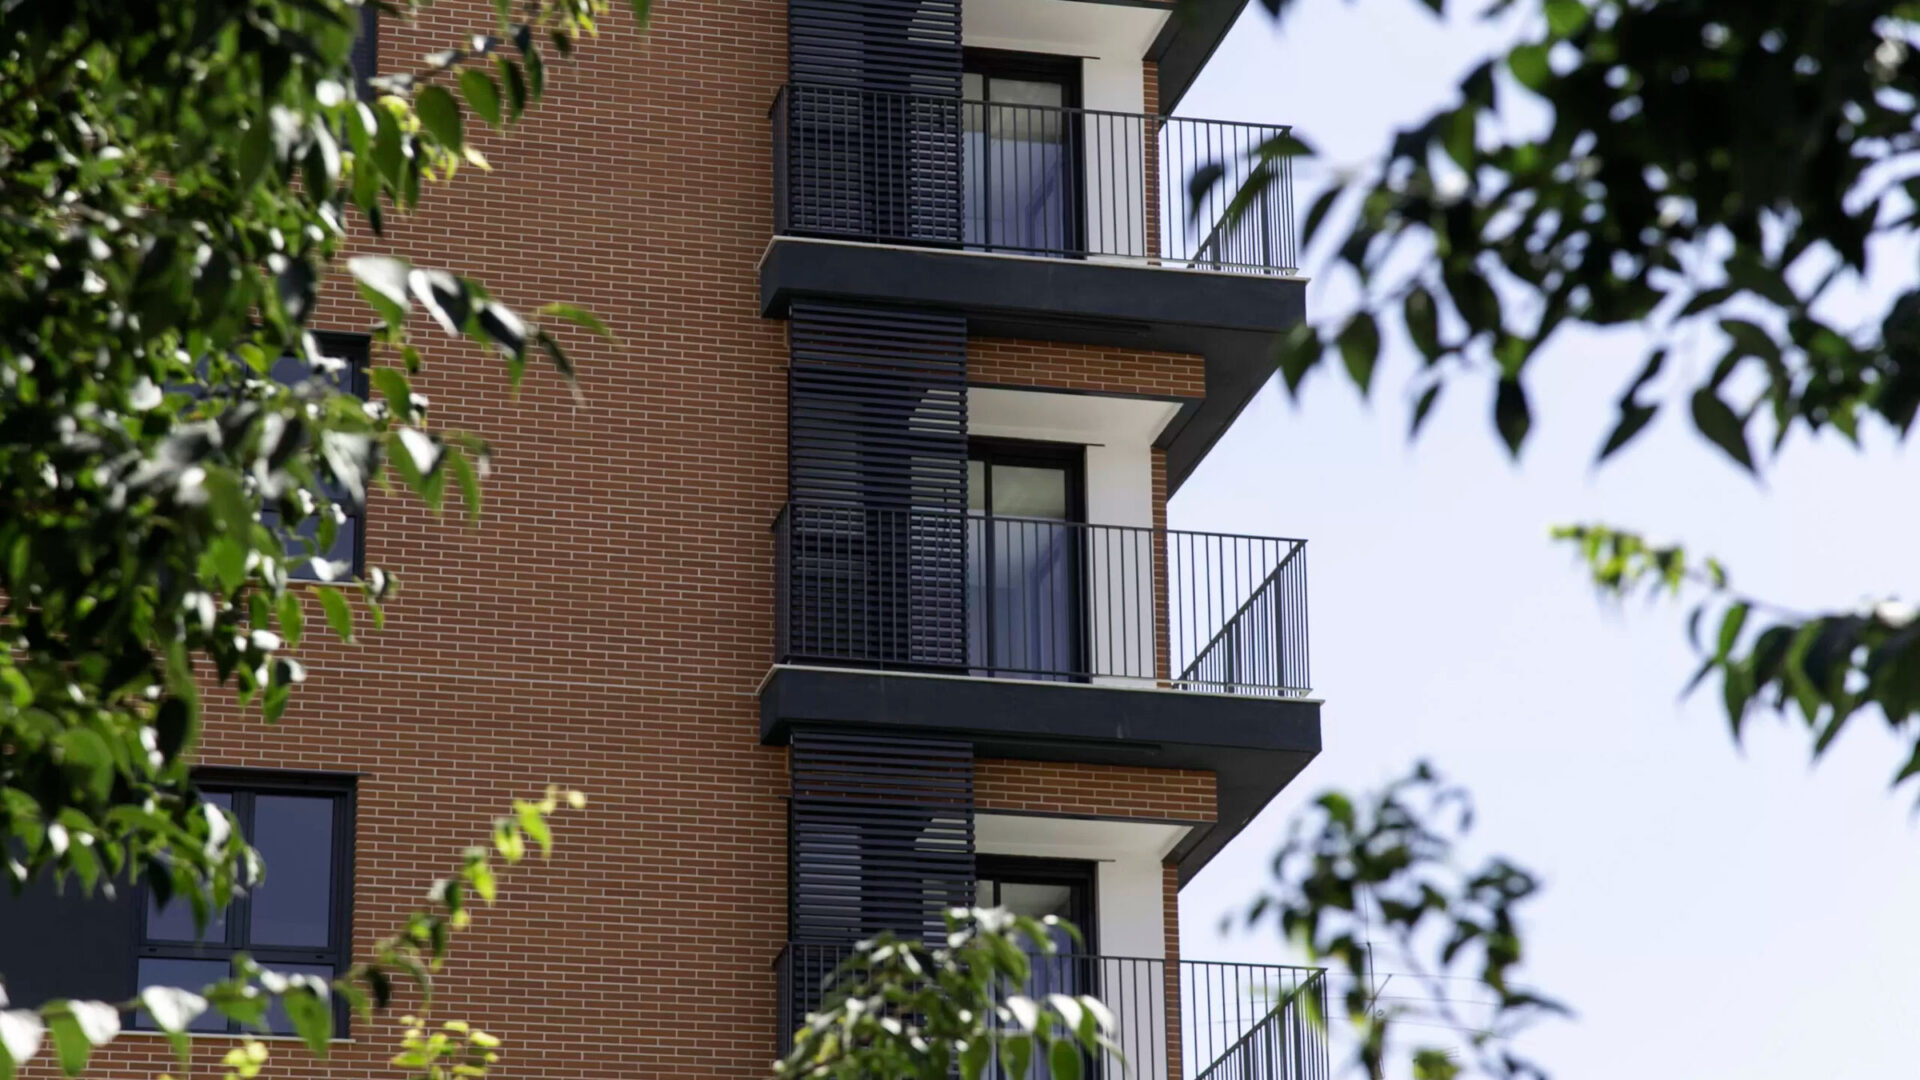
[967, 439, 1086, 679]
[963, 49, 1085, 255]
[135, 773, 355, 1036]
[266, 332, 370, 581]
[350, 5, 379, 100]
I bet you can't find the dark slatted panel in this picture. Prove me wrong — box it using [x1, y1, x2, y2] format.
[781, 85, 964, 243]
[789, 0, 962, 94]
[789, 730, 975, 945]
[786, 0, 963, 243]
[788, 302, 969, 667]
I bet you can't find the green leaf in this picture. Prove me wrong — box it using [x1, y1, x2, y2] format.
[448, 444, 484, 521]
[1598, 402, 1656, 463]
[459, 69, 503, 128]
[537, 302, 615, 339]
[348, 255, 411, 328]
[1508, 43, 1552, 91]
[138, 987, 208, 1035]
[497, 57, 528, 121]
[516, 800, 553, 858]
[1494, 377, 1531, 455]
[281, 982, 332, 1056]
[1717, 603, 1749, 660]
[960, 1037, 991, 1080]
[1690, 387, 1755, 472]
[1443, 107, 1475, 170]
[238, 117, 273, 191]
[371, 367, 413, 419]
[277, 590, 304, 649]
[629, 0, 652, 26]
[1410, 383, 1443, 438]
[1404, 285, 1441, 362]
[415, 86, 464, 152]
[1543, 0, 1588, 37]
[0, 1010, 45, 1079]
[45, 1002, 116, 1077]
[1338, 313, 1379, 397]
[372, 102, 406, 183]
[318, 587, 354, 642]
[1046, 1039, 1083, 1080]
[1300, 185, 1341, 247]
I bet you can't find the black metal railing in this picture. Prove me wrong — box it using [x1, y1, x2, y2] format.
[774, 504, 1310, 696]
[771, 83, 1298, 274]
[775, 944, 1327, 1080]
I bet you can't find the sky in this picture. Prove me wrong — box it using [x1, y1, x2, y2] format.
[1169, 3, 1920, 1077]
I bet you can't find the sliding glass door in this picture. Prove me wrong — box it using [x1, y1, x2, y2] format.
[963, 51, 1082, 255]
[967, 441, 1084, 680]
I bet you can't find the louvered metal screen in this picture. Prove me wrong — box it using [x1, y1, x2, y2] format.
[789, 729, 976, 943]
[787, 302, 969, 669]
[786, 0, 964, 244]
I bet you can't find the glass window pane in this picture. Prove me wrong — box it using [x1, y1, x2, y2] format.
[998, 881, 1074, 921]
[963, 71, 984, 101]
[257, 963, 337, 1037]
[136, 959, 230, 1032]
[987, 77, 1064, 109]
[989, 465, 1068, 520]
[145, 792, 232, 944]
[248, 795, 335, 948]
[967, 459, 987, 513]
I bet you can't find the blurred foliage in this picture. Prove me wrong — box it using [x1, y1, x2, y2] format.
[1244, 764, 1559, 1080]
[1180, 0, 1920, 1072]
[1, 789, 583, 1078]
[774, 908, 1117, 1080]
[1, 0, 642, 1072]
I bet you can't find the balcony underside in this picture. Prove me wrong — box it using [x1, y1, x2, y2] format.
[758, 236, 1306, 494]
[758, 664, 1320, 883]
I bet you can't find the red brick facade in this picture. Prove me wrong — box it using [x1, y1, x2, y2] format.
[976, 759, 1217, 823]
[970, 337, 1207, 400]
[25, 4, 1226, 1078]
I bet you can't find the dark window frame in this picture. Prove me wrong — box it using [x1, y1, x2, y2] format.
[968, 437, 1088, 524]
[975, 854, 1100, 955]
[350, 5, 379, 101]
[132, 769, 357, 1036]
[961, 48, 1090, 256]
[968, 438, 1089, 680]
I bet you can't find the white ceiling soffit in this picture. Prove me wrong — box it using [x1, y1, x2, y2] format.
[977, 813, 1193, 862]
[964, 0, 1170, 61]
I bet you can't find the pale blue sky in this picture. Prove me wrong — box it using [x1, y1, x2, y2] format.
[1171, 3, 1920, 1076]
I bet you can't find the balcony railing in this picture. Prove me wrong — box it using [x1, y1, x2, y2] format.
[771, 83, 1299, 274]
[776, 944, 1328, 1080]
[774, 504, 1310, 697]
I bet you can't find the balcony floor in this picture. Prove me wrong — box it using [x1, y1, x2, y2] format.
[757, 236, 1308, 493]
[757, 662, 1321, 883]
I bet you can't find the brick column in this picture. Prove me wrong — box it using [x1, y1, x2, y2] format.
[1143, 60, 1162, 263]
[1153, 449, 1171, 685]
[1164, 861, 1183, 1079]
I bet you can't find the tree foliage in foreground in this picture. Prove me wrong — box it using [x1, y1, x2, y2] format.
[774, 909, 1116, 1080]
[1, 0, 641, 1072]
[1201, 0, 1920, 784]
[1243, 764, 1557, 1080]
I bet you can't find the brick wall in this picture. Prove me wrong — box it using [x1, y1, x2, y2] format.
[23, 5, 1218, 1079]
[976, 759, 1216, 823]
[969, 337, 1206, 400]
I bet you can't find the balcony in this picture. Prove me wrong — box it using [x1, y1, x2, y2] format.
[776, 944, 1329, 1080]
[762, 503, 1321, 880]
[759, 87, 1309, 496]
[773, 504, 1310, 696]
[769, 83, 1298, 274]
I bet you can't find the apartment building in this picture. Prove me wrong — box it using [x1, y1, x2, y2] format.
[1, 0, 1326, 1077]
